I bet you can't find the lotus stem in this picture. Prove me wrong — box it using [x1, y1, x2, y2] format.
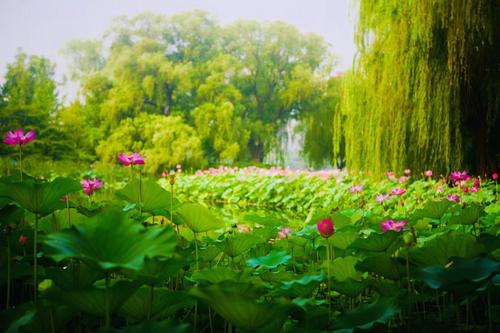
[66, 196, 71, 226]
[147, 285, 154, 320]
[170, 182, 174, 228]
[105, 273, 111, 329]
[33, 213, 38, 301]
[488, 289, 492, 333]
[194, 233, 199, 271]
[6, 235, 11, 308]
[138, 167, 143, 218]
[49, 306, 56, 333]
[208, 306, 214, 333]
[193, 232, 199, 332]
[18, 144, 23, 181]
[326, 237, 332, 322]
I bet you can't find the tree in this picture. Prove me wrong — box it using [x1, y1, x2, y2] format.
[222, 21, 331, 161]
[335, 0, 500, 176]
[0, 52, 61, 159]
[95, 113, 205, 174]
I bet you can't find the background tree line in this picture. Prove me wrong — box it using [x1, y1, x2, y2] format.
[1, 2, 498, 177]
[0, 11, 340, 175]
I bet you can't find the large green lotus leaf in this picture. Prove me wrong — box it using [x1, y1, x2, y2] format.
[332, 210, 363, 229]
[412, 200, 455, 221]
[349, 231, 402, 253]
[0, 196, 10, 208]
[259, 270, 296, 283]
[0, 204, 24, 227]
[218, 233, 261, 258]
[332, 278, 368, 297]
[14, 304, 74, 333]
[291, 297, 327, 311]
[247, 249, 291, 270]
[46, 262, 102, 290]
[119, 287, 194, 321]
[190, 266, 243, 284]
[39, 208, 87, 233]
[417, 257, 500, 290]
[331, 230, 359, 250]
[45, 279, 140, 317]
[293, 225, 320, 240]
[199, 244, 222, 262]
[447, 204, 484, 225]
[356, 254, 404, 280]
[408, 231, 485, 266]
[278, 273, 325, 297]
[43, 207, 178, 271]
[332, 297, 399, 331]
[478, 233, 500, 253]
[190, 283, 287, 331]
[0, 261, 32, 284]
[116, 179, 180, 214]
[368, 278, 402, 297]
[176, 203, 225, 233]
[127, 256, 187, 284]
[113, 320, 190, 333]
[329, 256, 361, 282]
[0, 176, 81, 216]
[2, 304, 36, 333]
[305, 208, 331, 226]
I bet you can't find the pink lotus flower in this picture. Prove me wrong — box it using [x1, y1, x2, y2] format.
[277, 227, 292, 239]
[404, 169, 411, 175]
[18, 234, 28, 246]
[381, 219, 406, 232]
[317, 219, 334, 238]
[387, 171, 395, 180]
[375, 194, 391, 203]
[349, 184, 364, 194]
[3, 129, 36, 146]
[450, 170, 470, 182]
[391, 187, 406, 196]
[398, 176, 409, 183]
[161, 171, 167, 177]
[81, 177, 104, 196]
[492, 173, 498, 180]
[470, 186, 480, 192]
[447, 194, 459, 202]
[117, 152, 145, 166]
[424, 170, 433, 177]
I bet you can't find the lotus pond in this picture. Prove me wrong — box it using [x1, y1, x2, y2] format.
[1, 166, 500, 332]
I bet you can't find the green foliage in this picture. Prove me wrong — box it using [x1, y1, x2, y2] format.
[175, 202, 225, 233]
[96, 113, 205, 173]
[336, 0, 500, 176]
[332, 297, 400, 331]
[247, 249, 291, 270]
[57, 11, 333, 166]
[116, 178, 179, 214]
[43, 206, 178, 271]
[190, 282, 287, 331]
[0, 175, 81, 216]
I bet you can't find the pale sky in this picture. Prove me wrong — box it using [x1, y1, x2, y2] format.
[0, 0, 357, 101]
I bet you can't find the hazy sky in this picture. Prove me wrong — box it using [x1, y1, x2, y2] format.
[0, 0, 357, 100]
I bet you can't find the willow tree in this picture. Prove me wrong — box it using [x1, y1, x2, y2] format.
[335, 0, 499, 176]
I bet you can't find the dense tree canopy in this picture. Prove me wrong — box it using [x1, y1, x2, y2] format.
[335, 0, 500, 176]
[59, 11, 336, 169]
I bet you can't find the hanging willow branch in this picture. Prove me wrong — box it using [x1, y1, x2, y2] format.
[335, 0, 499, 177]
